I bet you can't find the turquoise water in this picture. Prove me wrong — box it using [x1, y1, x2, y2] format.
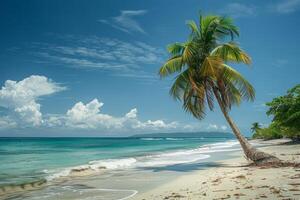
[0, 136, 236, 188]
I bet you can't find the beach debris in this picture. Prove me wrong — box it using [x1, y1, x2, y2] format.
[269, 186, 281, 194]
[290, 174, 300, 179]
[233, 193, 246, 197]
[235, 175, 246, 179]
[257, 185, 269, 188]
[288, 183, 300, 186]
[212, 178, 221, 183]
[277, 194, 291, 198]
[163, 192, 185, 199]
[259, 194, 268, 198]
[219, 194, 231, 199]
[289, 188, 300, 191]
[212, 189, 226, 192]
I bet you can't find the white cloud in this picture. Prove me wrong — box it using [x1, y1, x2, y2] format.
[125, 108, 137, 119]
[32, 36, 163, 82]
[207, 123, 228, 131]
[0, 76, 231, 134]
[99, 10, 147, 34]
[273, 0, 300, 14]
[220, 125, 228, 131]
[208, 124, 218, 130]
[221, 3, 255, 18]
[48, 99, 178, 131]
[0, 75, 65, 126]
[65, 99, 120, 129]
[0, 116, 17, 129]
[0, 76, 177, 132]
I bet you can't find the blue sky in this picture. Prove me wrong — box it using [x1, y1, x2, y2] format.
[0, 0, 299, 137]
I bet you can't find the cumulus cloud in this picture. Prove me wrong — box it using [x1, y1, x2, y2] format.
[65, 99, 121, 129]
[125, 108, 137, 119]
[0, 75, 65, 126]
[0, 76, 231, 134]
[99, 10, 147, 34]
[61, 99, 178, 131]
[0, 76, 177, 132]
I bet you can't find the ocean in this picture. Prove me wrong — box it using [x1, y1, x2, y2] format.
[0, 135, 240, 199]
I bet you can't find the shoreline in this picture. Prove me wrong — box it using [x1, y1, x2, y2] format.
[0, 138, 239, 200]
[133, 139, 300, 199]
[1, 139, 298, 200]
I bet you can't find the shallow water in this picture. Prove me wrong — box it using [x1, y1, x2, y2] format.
[0, 136, 239, 199]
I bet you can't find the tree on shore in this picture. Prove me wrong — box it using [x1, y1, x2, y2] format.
[265, 84, 300, 140]
[159, 14, 280, 165]
[251, 122, 261, 134]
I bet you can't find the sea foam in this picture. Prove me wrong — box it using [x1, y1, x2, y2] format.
[44, 140, 239, 181]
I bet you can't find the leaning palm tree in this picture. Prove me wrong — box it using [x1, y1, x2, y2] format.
[251, 122, 261, 133]
[159, 14, 280, 165]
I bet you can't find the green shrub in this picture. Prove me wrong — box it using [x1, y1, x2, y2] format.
[252, 124, 283, 140]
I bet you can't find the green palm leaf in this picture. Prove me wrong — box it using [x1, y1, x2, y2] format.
[167, 42, 185, 56]
[221, 63, 255, 101]
[186, 20, 200, 37]
[211, 42, 251, 64]
[159, 56, 184, 77]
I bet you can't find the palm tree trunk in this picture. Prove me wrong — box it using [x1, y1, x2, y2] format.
[213, 88, 280, 165]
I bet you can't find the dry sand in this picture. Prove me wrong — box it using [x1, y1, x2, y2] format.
[133, 139, 300, 200]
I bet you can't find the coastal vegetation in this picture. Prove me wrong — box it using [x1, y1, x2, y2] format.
[159, 14, 279, 165]
[252, 84, 300, 141]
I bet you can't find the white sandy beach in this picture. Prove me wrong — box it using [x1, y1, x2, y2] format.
[133, 139, 300, 200]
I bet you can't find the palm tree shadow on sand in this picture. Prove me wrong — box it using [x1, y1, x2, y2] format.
[137, 161, 243, 173]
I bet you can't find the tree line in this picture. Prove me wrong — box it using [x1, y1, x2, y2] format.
[252, 84, 300, 141]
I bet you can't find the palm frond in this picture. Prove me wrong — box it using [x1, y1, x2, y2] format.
[167, 42, 185, 56]
[159, 56, 184, 77]
[204, 82, 215, 111]
[224, 80, 242, 107]
[216, 17, 239, 39]
[211, 42, 251, 64]
[221, 64, 255, 101]
[183, 78, 206, 119]
[200, 15, 219, 38]
[182, 41, 197, 64]
[169, 69, 190, 100]
[186, 20, 200, 37]
[200, 56, 223, 78]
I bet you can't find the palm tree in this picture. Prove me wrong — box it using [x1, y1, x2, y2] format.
[159, 14, 279, 164]
[251, 122, 261, 133]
